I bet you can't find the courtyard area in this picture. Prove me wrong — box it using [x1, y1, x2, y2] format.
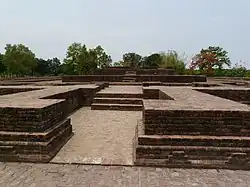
[1, 75, 250, 186]
[51, 107, 141, 165]
[1, 162, 250, 187]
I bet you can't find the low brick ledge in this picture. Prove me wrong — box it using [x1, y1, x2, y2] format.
[138, 135, 250, 147]
[0, 118, 70, 141]
[63, 75, 207, 83]
[135, 158, 250, 170]
[0, 125, 73, 162]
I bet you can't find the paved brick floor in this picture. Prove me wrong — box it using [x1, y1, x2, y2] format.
[1, 162, 250, 187]
[51, 107, 142, 165]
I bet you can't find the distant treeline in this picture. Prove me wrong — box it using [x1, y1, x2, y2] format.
[0, 43, 248, 77]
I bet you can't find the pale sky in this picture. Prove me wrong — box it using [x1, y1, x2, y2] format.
[1, 0, 250, 67]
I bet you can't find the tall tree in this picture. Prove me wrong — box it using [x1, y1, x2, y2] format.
[75, 46, 98, 74]
[93, 45, 112, 68]
[160, 50, 186, 74]
[35, 57, 61, 76]
[142, 53, 162, 68]
[3, 44, 37, 75]
[63, 42, 83, 75]
[122, 53, 142, 68]
[35, 58, 50, 76]
[63, 43, 111, 75]
[47, 57, 61, 75]
[0, 53, 6, 74]
[190, 46, 231, 72]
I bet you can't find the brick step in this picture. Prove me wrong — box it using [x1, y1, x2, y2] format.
[124, 74, 136, 77]
[0, 119, 70, 141]
[123, 78, 136, 81]
[135, 158, 250, 170]
[125, 71, 136, 74]
[144, 126, 250, 136]
[93, 97, 142, 105]
[122, 80, 135, 82]
[135, 145, 250, 160]
[143, 82, 193, 86]
[123, 76, 136, 79]
[0, 125, 72, 162]
[110, 82, 142, 86]
[138, 135, 250, 147]
[0, 110, 66, 132]
[0, 153, 51, 163]
[91, 103, 142, 111]
[0, 124, 72, 156]
[144, 118, 250, 126]
[144, 111, 249, 118]
[95, 93, 142, 98]
[241, 101, 250, 105]
[0, 146, 15, 153]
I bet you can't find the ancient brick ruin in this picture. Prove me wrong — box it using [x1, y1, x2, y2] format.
[135, 87, 250, 169]
[1, 68, 250, 170]
[0, 84, 105, 162]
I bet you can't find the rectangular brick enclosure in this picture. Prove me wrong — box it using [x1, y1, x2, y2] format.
[134, 86, 250, 170]
[2, 75, 250, 170]
[0, 84, 106, 162]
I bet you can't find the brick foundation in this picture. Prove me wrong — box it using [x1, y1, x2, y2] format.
[0, 84, 103, 162]
[62, 75, 207, 83]
[195, 88, 250, 104]
[134, 87, 250, 169]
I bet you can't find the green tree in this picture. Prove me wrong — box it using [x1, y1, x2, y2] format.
[75, 46, 98, 74]
[122, 53, 142, 68]
[93, 45, 112, 68]
[47, 57, 61, 75]
[142, 53, 162, 68]
[190, 46, 231, 73]
[64, 43, 111, 75]
[63, 42, 83, 75]
[3, 44, 37, 75]
[35, 58, 49, 76]
[160, 50, 186, 74]
[0, 53, 6, 74]
[35, 57, 61, 76]
[113, 61, 123, 67]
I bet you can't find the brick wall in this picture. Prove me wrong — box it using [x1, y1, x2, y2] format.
[93, 68, 176, 75]
[143, 88, 174, 100]
[143, 109, 250, 136]
[63, 75, 207, 83]
[195, 89, 250, 103]
[0, 88, 41, 96]
[0, 85, 104, 162]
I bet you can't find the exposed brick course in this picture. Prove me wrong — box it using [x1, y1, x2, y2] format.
[0, 84, 103, 162]
[195, 87, 250, 103]
[135, 86, 250, 169]
[62, 75, 207, 83]
[93, 67, 176, 75]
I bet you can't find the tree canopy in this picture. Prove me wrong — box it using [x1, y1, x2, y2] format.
[2, 44, 37, 75]
[0, 43, 248, 77]
[160, 50, 186, 74]
[190, 46, 231, 73]
[122, 53, 142, 68]
[63, 43, 112, 75]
